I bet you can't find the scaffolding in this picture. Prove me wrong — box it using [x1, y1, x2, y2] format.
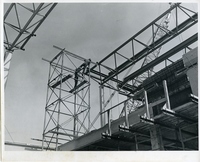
[42, 48, 95, 150]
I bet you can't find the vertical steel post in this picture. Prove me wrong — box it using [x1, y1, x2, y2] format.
[163, 80, 171, 110]
[42, 62, 52, 150]
[99, 86, 104, 127]
[98, 62, 105, 127]
[55, 53, 64, 151]
[73, 92, 77, 139]
[107, 110, 111, 135]
[176, 6, 178, 32]
[88, 64, 91, 132]
[144, 90, 150, 118]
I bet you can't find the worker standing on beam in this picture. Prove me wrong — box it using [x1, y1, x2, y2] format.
[74, 59, 91, 88]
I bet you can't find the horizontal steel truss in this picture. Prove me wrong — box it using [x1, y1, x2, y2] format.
[91, 32, 197, 97]
[125, 33, 197, 93]
[90, 3, 197, 90]
[42, 50, 92, 151]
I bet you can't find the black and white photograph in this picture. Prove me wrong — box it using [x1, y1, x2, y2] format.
[1, 1, 199, 161]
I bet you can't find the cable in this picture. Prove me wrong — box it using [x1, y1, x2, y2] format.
[5, 125, 14, 142]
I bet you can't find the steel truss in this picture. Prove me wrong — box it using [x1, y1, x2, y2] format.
[42, 48, 93, 150]
[89, 3, 197, 114]
[4, 3, 57, 86]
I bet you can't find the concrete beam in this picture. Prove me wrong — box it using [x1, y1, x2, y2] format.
[58, 107, 145, 150]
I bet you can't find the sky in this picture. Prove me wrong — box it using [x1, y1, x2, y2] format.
[3, 2, 198, 151]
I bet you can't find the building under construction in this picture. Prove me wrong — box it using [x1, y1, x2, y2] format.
[4, 3, 198, 151]
[41, 3, 198, 151]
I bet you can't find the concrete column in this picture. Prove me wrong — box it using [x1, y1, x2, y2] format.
[150, 125, 164, 150]
[124, 102, 129, 128]
[144, 90, 150, 118]
[163, 80, 171, 110]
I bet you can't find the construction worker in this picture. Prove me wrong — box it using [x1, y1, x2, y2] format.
[80, 59, 91, 75]
[74, 59, 91, 89]
[74, 68, 79, 89]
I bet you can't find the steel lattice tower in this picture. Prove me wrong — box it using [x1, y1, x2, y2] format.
[42, 48, 92, 150]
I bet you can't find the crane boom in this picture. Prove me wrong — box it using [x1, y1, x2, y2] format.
[133, 3, 173, 86]
[4, 3, 57, 86]
[119, 3, 174, 114]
